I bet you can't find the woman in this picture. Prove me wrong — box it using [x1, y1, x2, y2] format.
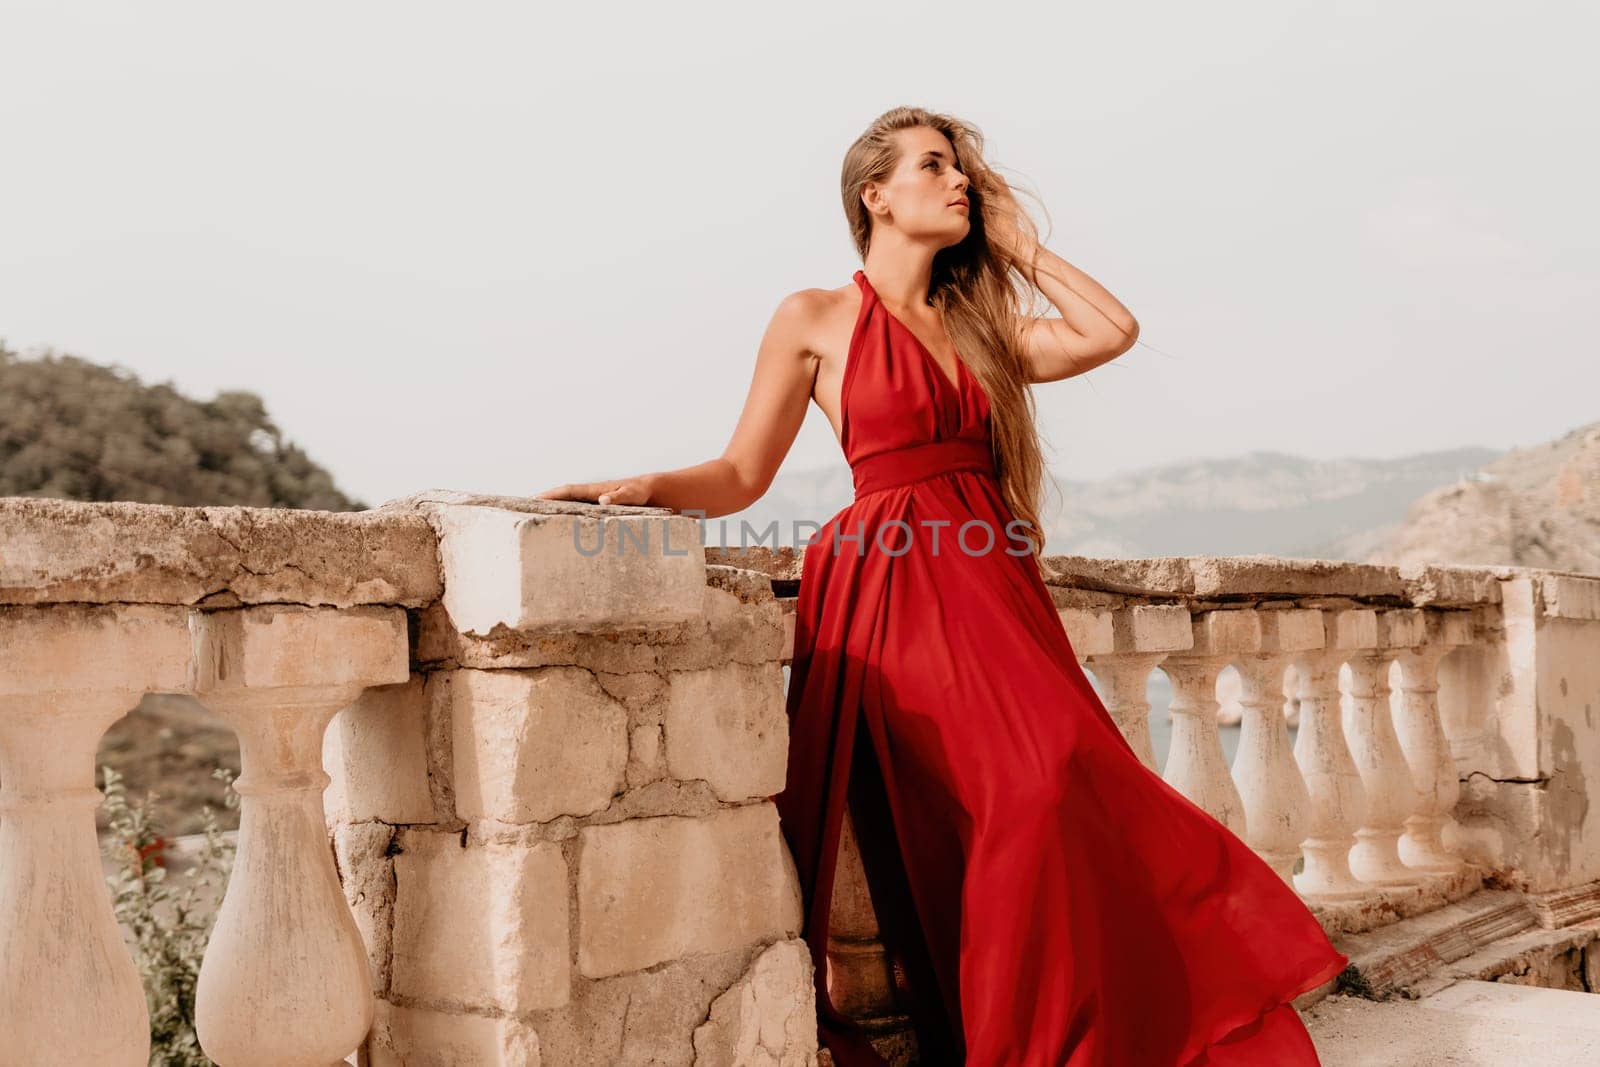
[538, 106, 1348, 1066]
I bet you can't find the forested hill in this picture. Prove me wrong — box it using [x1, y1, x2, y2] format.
[0, 342, 363, 510]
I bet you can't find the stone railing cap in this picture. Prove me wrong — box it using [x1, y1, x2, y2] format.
[0, 496, 440, 608]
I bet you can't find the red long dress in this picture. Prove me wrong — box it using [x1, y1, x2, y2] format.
[774, 269, 1349, 1066]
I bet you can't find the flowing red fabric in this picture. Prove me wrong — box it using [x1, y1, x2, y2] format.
[774, 270, 1349, 1066]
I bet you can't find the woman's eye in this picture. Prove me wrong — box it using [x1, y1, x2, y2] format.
[924, 161, 939, 171]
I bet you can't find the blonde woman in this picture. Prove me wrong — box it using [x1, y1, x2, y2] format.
[539, 106, 1345, 1066]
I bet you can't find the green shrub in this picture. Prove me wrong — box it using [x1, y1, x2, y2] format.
[100, 764, 239, 1066]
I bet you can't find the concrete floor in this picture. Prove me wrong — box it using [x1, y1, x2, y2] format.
[1304, 982, 1600, 1066]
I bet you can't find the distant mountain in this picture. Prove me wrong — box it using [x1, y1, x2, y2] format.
[716, 444, 1501, 560]
[1356, 420, 1600, 574]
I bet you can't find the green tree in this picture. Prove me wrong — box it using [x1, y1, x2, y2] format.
[0, 342, 364, 509]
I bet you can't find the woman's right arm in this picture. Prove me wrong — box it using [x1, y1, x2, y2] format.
[535, 290, 820, 519]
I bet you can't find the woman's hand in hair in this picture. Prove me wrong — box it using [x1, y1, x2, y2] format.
[979, 175, 1040, 273]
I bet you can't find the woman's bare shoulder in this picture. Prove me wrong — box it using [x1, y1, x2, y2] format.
[770, 281, 861, 360]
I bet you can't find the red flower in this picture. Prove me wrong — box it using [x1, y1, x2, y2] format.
[137, 836, 169, 869]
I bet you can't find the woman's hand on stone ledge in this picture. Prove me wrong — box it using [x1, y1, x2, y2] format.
[535, 475, 655, 506]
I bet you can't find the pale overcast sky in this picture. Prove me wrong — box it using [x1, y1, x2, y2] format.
[2, 1, 1593, 508]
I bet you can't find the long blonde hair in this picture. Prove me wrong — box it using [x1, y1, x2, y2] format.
[841, 106, 1054, 566]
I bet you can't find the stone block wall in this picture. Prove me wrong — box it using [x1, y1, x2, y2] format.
[324, 493, 820, 1066]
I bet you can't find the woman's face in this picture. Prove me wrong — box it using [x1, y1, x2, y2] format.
[872, 127, 971, 246]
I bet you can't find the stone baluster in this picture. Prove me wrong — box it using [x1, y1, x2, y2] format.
[0, 605, 190, 1066]
[1161, 613, 1244, 835]
[1343, 609, 1427, 885]
[1075, 605, 1191, 775]
[188, 605, 408, 1067]
[1393, 612, 1473, 873]
[1086, 654, 1164, 772]
[1230, 610, 1321, 883]
[1290, 612, 1369, 899]
[825, 809, 904, 1023]
[1439, 605, 1500, 771]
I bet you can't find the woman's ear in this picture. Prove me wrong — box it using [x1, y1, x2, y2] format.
[861, 182, 887, 218]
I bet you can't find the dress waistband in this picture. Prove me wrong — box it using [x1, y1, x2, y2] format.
[852, 437, 998, 498]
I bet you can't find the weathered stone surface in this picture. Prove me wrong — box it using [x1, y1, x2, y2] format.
[528, 944, 751, 1067]
[1525, 877, 1600, 928]
[1538, 573, 1600, 620]
[0, 602, 190, 695]
[366, 1000, 540, 1066]
[655, 587, 787, 672]
[692, 939, 819, 1067]
[331, 822, 397, 993]
[780, 611, 796, 665]
[1324, 608, 1380, 651]
[704, 564, 777, 605]
[704, 547, 804, 585]
[417, 584, 784, 674]
[627, 723, 664, 789]
[1197, 556, 1406, 601]
[576, 804, 803, 978]
[414, 499, 705, 636]
[1435, 920, 1600, 993]
[1376, 607, 1428, 648]
[1055, 607, 1113, 656]
[1040, 554, 1197, 597]
[1331, 887, 1534, 996]
[189, 604, 409, 692]
[324, 675, 435, 825]
[1305, 861, 1488, 938]
[0, 497, 440, 607]
[1397, 562, 1506, 609]
[419, 672, 465, 828]
[414, 599, 667, 671]
[662, 663, 787, 802]
[1182, 607, 1326, 657]
[449, 668, 628, 824]
[391, 835, 570, 1012]
[1036, 554, 1454, 605]
[1114, 603, 1193, 654]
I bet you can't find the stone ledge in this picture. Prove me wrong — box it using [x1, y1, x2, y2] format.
[1327, 883, 1600, 998]
[0, 497, 440, 607]
[1311, 865, 1489, 938]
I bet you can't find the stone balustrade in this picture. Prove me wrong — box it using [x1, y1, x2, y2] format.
[2, 492, 1597, 1065]
[709, 546, 1600, 1047]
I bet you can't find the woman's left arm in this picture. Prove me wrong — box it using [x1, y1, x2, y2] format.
[1013, 244, 1141, 383]
[982, 183, 1140, 383]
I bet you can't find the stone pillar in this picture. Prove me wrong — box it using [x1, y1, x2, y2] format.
[1229, 610, 1321, 883]
[0, 604, 189, 1066]
[188, 605, 408, 1067]
[1393, 612, 1473, 874]
[1088, 655, 1163, 773]
[1079, 604, 1190, 775]
[1291, 643, 1368, 900]
[1234, 659, 1306, 882]
[825, 810, 903, 1021]
[1162, 653, 1244, 835]
[1343, 610, 1427, 886]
